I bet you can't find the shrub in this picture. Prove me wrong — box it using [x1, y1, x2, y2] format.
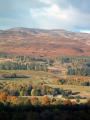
[59, 79, 66, 85]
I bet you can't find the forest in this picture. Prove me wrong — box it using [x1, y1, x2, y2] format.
[0, 53, 90, 76]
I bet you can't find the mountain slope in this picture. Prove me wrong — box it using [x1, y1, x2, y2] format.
[0, 27, 90, 57]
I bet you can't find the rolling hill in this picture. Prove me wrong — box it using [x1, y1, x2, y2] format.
[0, 27, 90, 57]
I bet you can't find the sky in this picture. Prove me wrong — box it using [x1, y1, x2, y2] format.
[0, 0, 90, 32]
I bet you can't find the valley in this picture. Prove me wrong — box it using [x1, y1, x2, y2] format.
[0, 28, 90, 106]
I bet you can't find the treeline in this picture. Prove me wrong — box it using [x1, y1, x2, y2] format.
[0, 53, 90, 76]
[0, 91, 90, 106]
[56, 56, 90, 63]
[0, 53, 53, 64]
[67, 67, 90, 76]
[2, 83, 73, 97]
[0, 62, 48, 71]
[0, 91, 90, 120]
[56, 56, 90, 76]
[0, 53, 54, 71]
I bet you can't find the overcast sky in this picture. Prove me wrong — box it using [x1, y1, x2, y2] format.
[0, 0, 90, 32]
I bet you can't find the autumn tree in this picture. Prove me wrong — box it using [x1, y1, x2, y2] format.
[31, 88, 41, 96]
[30, 96, 40, 105]
[7, 96, 17, 105]
[41, 95, 50, 105]
[63, 99, 72, 105]
[0, 92, 8, 102]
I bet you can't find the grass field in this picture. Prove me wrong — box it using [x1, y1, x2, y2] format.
[0, 70, 90, 99]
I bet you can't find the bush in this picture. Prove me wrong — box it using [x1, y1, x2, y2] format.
[59, 79, 66, 85]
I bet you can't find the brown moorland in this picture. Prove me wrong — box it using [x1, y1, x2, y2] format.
[0, 27, 90, 57]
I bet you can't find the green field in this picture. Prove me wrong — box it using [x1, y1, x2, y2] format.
[0, 70, 90, 100]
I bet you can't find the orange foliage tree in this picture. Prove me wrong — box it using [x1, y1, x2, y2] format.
[0, 92, 8, 102]
[31, 96, 40, 105]
[7, 96, 17, 105]
[63, 99, 72, 106]
[41, 95, 50, 105]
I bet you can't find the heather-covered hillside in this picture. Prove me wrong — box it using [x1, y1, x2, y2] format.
[0, 28, 90, 57]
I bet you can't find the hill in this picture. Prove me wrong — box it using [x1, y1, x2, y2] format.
[0, 27, 90, 57]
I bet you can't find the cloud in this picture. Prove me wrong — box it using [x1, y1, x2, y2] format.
[30, 4, 70, 25]
[80, 30, 90, 33]
[30, 3, 90, 30]
[0, 0, 90, 31]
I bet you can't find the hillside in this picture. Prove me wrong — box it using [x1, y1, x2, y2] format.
[0, 27, 90, 57]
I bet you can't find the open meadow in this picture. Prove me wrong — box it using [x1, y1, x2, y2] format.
[0, 70, 90, 104]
